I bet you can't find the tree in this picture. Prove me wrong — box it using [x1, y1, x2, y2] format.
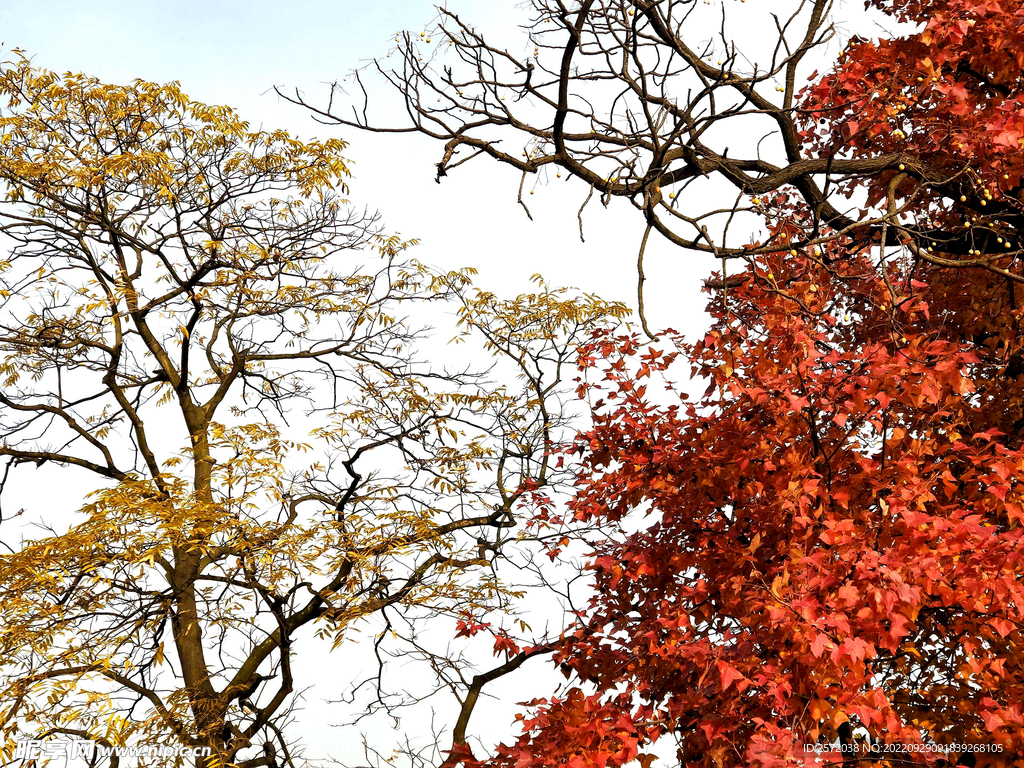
[483, 249, 1024, 767]
[287, 0, 1024, 766]
[287, 0, 1022, 334]
[0, 56, 626, 767]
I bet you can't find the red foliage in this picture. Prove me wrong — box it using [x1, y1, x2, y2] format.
[803, 0, 1024, 219]
[491, 244, 1024, 766]
[462, 2, 1024, 766]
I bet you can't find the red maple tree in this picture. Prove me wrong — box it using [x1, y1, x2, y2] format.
[458, 2, 1024, 767]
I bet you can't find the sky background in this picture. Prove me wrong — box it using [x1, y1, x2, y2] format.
[0, 2, 792, 765]
[0, 0, 707, 327]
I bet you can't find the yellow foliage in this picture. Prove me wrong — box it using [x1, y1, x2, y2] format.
[0, 55, 626, 765]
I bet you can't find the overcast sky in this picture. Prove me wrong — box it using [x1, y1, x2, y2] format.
[1, 0, 709, 329]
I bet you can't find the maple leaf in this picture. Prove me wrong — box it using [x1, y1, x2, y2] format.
[989, 617, 1016, 638]
[810, 633, 831, 659]
[717, 661, 746, 692]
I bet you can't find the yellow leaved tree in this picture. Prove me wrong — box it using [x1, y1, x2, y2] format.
[0, 55, 626, 767]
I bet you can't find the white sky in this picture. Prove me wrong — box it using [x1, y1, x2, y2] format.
[0, 0, 708, 330]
